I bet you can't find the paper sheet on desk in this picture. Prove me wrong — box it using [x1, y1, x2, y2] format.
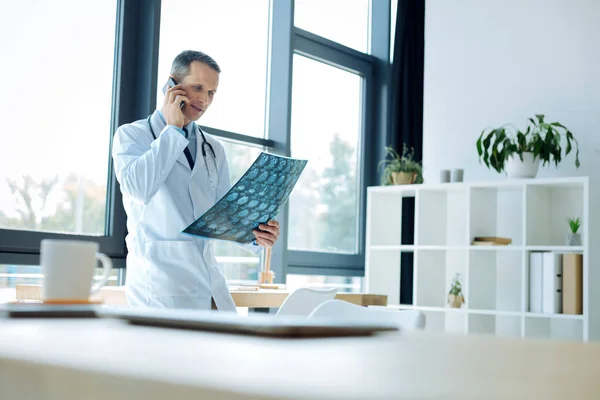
[183, 152, 307, 244]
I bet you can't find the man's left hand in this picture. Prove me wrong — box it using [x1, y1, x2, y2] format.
[253, 220, 280, 247]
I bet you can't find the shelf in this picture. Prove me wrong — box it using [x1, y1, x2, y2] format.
[524, 316, 583, 341]
[470, 314, 522, 337]
[469, 251, 522, 312]
[469, 185, 524, 246]
[367, 177, 587, 192]
[415, 249, 467, 308]
[369, 245, 415, 251]
[368, 245, 581, 252]
[365, 249, 402, 305]
[417, 188, 468, 246]
[417, 245, 464, 250]
[526, 184, 584, 246]
[366, 191, 404, 246]
[525, 246, 584, 253]
[524, 312, 584, 320]
[469, 245, 523, 251]
[525, 178, 586, 189]
[386, 305, 519, 316]
[385, 305, 583, 320]
[467, 308, 521, 317]
[370, 245, 526, 251]
[367, 186, 417, 196]
[386, 305, 466, 313]
[365, 177, 591, 341]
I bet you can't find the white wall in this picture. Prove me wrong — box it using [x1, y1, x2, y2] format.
[423, 0, 600, 183]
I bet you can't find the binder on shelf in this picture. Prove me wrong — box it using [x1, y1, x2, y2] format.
[529, 252, 543, 313]
[542, 252, 563, 314]
[562, 254, 583, 315]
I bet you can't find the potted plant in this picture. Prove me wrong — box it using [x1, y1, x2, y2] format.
[566, 217, 582, 246]
[448, 273, 464, 308]
[476, 114, 580, 178]
[378, 144, 424, 185]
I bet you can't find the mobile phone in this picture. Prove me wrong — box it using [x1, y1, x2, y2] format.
[162, 77, 185, 109]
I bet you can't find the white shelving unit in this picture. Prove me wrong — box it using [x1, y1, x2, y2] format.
[365, 177, 600, 342]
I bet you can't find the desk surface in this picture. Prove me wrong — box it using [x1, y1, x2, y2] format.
[13, 284, 388, 308]
[1, 317, 599, 399]
[229, 289, 388, 308]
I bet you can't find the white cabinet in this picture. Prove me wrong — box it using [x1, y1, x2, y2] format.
[365, 177, 598, 341]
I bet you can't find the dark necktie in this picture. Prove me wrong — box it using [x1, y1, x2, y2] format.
[182, 127, 194, 169]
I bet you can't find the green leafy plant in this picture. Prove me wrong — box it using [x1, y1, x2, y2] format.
[448, 273, 463, 296]
[568, 217, 581, 234]
[476, 114, 580, 173]
[377, 144, 424, 185]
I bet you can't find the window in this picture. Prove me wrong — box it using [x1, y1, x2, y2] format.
[0, 1, 117, 235]
[294, 0, 370, 53]
[215, 140, 265, 282]
[0, 1, 391, 289]
[0, 264, 121, 303]
[288, 55, 363, 254]
[157, 0, 273, 282]
[0, 265, 42, 289]
[157, 0, 270, 138]
[391, 0, 398, 61]
[286, 274, 363, 293]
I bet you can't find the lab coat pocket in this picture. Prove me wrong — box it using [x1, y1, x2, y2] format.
[144, 240, 201, 296]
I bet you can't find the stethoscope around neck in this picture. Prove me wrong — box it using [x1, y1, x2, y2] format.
[146, 115, 220, 188]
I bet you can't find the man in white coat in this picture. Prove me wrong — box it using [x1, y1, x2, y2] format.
[112, 50, 280, 311]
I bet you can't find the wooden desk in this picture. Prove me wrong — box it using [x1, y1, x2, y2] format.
[1, 318, 599, 399]
[229, 289, 388, 308]
[13, 284, 387, 308]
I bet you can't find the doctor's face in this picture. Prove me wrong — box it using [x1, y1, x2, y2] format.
[180, 61, 219, 123]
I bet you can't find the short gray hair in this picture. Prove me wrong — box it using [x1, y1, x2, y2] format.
[170, 50, 221, 81]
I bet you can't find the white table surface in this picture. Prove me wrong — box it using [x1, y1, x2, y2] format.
[1, 317, 600, 399]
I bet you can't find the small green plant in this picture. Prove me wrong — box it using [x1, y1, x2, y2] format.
[448, 273, 463, 296]
[568, 217, 581, 234]
[377, 144, 424, 185]
[476, 114, 580, 173]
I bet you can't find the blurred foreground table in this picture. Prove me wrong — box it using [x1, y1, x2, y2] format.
[0, 317, 599, 399]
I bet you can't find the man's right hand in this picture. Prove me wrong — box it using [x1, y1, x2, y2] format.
[163, 83, 189, 128]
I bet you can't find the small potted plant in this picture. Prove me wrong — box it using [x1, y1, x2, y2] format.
[448, 273, 464, 308]
[378, 144, 424, 185]
[476, 114, 580, 178]
[566, 217, 582, 246]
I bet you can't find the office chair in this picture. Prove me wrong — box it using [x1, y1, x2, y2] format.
[307, 299, 426, 330]
[275, 287, 337, 318]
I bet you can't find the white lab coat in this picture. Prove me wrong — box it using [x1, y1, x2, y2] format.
[112, 110, 259, 311]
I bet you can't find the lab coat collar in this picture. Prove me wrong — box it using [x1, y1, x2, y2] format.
[154, 109, 195, 137]
[149, 110, 195, 172]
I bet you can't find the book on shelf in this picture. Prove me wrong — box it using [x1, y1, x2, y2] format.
[472, 236, 512, 246]
[563, 254, 583, 315]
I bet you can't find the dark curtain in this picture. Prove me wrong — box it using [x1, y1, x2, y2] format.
[390, 0, 425, 304]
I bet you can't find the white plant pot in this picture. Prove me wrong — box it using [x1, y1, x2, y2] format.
[505, 152, 539, 179]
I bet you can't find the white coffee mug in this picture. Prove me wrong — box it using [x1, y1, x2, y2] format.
[40, 239, 112, 301]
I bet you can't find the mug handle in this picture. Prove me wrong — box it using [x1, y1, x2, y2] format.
[91, 252, 113, 293]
